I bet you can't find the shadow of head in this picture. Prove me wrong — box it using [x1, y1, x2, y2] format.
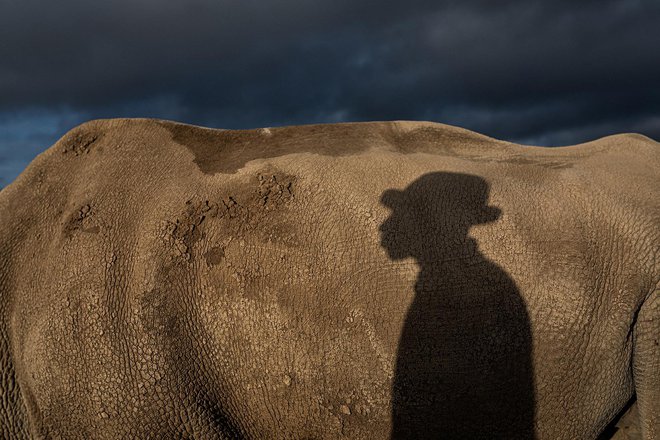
[379, 172, 501, 261]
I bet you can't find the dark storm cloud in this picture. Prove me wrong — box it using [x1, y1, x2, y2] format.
[1, 0, 659, 185]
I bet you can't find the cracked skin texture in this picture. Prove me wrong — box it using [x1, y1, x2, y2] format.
[0, 118, 658, 439]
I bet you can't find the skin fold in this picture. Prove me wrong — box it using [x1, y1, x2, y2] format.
[0, 119, 657, 439]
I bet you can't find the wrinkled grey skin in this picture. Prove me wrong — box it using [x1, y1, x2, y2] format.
[0, 119, 657, 439]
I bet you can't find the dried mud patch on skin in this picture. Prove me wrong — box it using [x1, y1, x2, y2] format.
[161, 199, 216, 262]
[204, 246, 225, 266]
[162, 168, 299, 263]
[61, 204, 100, 239]
[257, 172, 293, 208]
[61, 130, 102, 156]
[138, 284, 181, 338]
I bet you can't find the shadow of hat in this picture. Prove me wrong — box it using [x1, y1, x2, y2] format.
[380, 174, 501, 225]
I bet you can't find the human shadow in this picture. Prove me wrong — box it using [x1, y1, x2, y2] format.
[380, 172, 535, 439]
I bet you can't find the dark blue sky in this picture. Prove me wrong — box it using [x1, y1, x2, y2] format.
[2, 0, 659, 187]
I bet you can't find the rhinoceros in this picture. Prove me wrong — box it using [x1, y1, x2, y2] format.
[0, 119, 657, 439]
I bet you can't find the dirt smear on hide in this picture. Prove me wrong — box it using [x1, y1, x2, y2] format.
[159, 121, 385, 174]
[160, 120, 576, 174]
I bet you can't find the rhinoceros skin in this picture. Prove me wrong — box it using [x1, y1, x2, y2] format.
[0, 119, 657, 439]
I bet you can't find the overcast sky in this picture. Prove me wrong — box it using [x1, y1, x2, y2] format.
[1, 0, 659, 186]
